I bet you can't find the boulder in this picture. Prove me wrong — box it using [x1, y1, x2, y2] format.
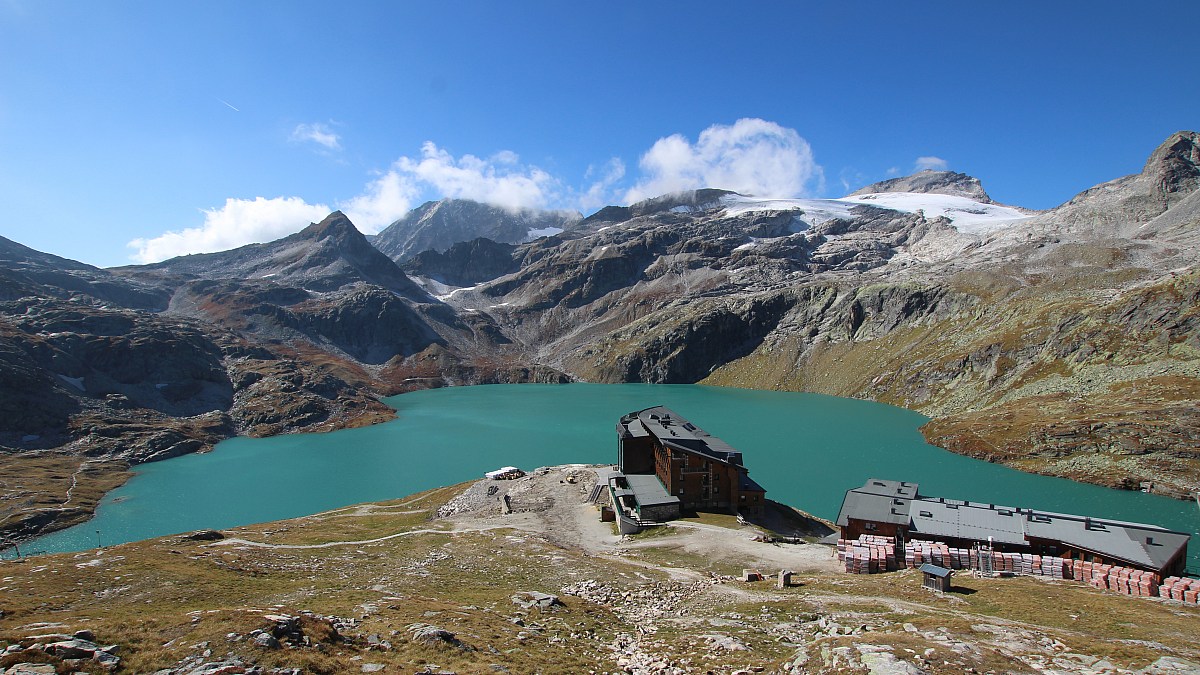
[510, 591, 562, 610]
[252, 632, 281, 649]
[406, 622, 469, 650]
[45, 637, 101, 659]
[3, 665, 58, 675]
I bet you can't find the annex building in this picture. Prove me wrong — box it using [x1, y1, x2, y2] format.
[836, 479, 1190, 577]
[609, 406, 766, 528]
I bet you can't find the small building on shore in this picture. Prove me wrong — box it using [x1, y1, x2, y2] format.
[836, 479, 1190, 578]
[613, 406, 766, 518]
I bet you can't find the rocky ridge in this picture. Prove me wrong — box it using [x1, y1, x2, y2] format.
[3, 132, 1200, 544]
[850, 169, 994, 203]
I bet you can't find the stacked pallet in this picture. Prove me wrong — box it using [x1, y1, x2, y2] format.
[904, 541, 970, 570]
[1081, 563, 1162, 598]
[836, 535, 897, 574]
[1036, 555, 1067, 578]
[1159, 577, 1200, 604]
[837, 537, 1178, 601]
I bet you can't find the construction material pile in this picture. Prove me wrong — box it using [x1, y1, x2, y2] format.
[836, 534, 896, 573]
[904, 540, 970, 570]
[1069, 560, 1159, 597]
[1158, 577, 1200, 604]
[985, 551, 1068, 578]
[838, 536, 1068, 578]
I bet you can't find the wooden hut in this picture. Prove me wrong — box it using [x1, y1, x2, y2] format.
[919, 563, 952, 593]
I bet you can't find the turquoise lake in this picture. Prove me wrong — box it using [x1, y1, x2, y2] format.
[25, 383, 1200, 573]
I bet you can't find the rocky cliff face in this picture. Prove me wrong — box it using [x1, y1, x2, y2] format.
[402, 237, 520, 286]
[851, 169, 994, 202]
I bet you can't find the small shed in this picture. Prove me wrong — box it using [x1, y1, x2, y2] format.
[918, 563, 952, 593]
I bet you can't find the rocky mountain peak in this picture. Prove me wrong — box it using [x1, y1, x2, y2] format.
[851, 170, 992, 203]
[372, 199, 581, 262]
[299, 210, 361, 242]
[1142, 130, 1200, 205]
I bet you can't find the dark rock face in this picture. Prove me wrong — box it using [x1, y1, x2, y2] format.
[403, 237, 520, 286]
[289, 285, 444, 363]
[372, 199, 580, 262]
[596, 294, 794, 383]
[851, 170, 992, 202]
[0, 298, 232, 422]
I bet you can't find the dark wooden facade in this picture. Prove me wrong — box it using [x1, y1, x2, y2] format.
[650, 432, 764, 517]
[840, 517, 906, 542]
[617, 407, 766, 518]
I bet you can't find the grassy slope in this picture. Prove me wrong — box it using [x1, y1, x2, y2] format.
[704, 267, 1200, 497]
[1, 482, 1198, 674]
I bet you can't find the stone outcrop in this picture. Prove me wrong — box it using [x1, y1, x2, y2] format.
[851, 169, 993, 202]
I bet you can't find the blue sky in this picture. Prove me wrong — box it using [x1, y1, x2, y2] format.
[1, 2, 1197, 267]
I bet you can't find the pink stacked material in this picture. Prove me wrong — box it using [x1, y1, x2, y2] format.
[837, 536, 1181, 603]
[905, 541, 971, 570]
[1159, 577, 1200, 604]
[836, 535, 897, 574]
[1085, 564, 1162, 598]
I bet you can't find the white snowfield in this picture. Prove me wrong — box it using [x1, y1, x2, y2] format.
[526, 226, 564, 240]
[721, 192, 1034, 235]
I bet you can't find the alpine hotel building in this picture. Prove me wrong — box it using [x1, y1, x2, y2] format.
[616, 406, 766, 518]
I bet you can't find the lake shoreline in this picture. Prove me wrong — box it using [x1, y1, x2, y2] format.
[16, 384, 1200, 571]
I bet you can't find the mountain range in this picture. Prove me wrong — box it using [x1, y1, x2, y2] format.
[2, 131, 1198, 542]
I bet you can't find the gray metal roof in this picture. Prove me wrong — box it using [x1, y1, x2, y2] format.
[918, 563, 952, 578]
[739, 473, 766, 494]
[624, 474, 681, 508]
[910, 499, 1027, 546]
[912, 497, 1189, 570]
[835, 478, 920, 527]
[837, 478, 1190, 571]
[634, 406, 745, 466]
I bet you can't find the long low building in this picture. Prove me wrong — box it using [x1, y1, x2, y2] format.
[836, 479, 1190, 577]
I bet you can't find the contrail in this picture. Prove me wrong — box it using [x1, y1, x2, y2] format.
[217, 98, 240, 112]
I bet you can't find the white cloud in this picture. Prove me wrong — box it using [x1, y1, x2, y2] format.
[340, 170, 420, 233]
[127, 196, 331, 263]
[915, 156, 948, 172]
[392, 141, 559, 211]
[578, 158, 626, 212]
[291, 122, 341, 151]
[624, 118, 823, 203]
